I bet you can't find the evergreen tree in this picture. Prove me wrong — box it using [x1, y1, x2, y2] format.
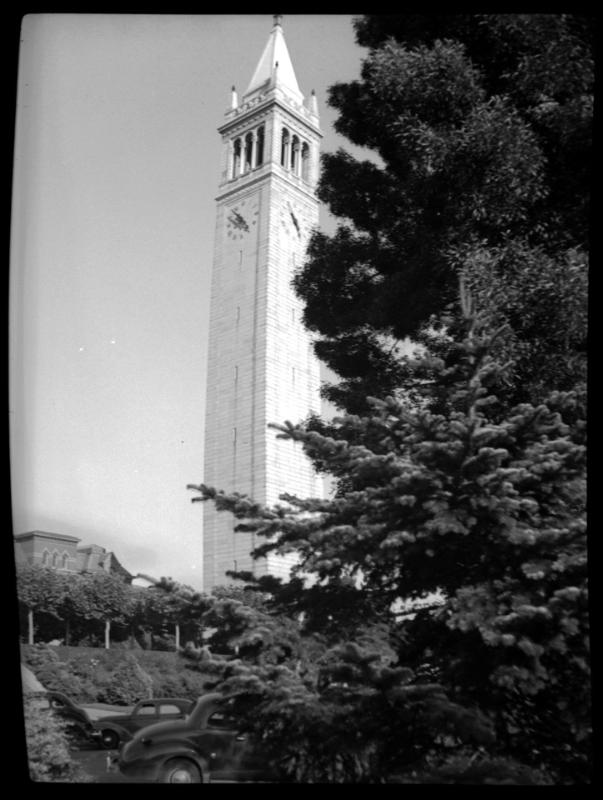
[294, 14, 591, 412]
[189, 286, 588, 782]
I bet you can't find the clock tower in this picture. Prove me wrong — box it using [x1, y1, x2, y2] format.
[202, 16, 323, 590]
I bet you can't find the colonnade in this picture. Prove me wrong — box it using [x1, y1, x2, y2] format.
[230, 125, 265, 178]
[229, 124, 311, 182]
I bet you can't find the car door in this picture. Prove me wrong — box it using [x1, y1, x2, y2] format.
[201, 706, 265, 782]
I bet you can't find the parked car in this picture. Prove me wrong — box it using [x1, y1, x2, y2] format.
[118, 693, 273, 783]
[44, 691, 100, 746]
[93, 697, 194, 749]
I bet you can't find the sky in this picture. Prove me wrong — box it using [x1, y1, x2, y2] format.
[9, 13, 367, 591]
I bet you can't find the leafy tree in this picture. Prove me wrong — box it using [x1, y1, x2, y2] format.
[16, 565, 67, 644]
[67, 571, 136, 647]
[189, 290, 588, 783]
[294, 14, 591, 413]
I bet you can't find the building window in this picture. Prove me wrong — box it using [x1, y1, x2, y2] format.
[281, 128, 289, 167]
[51, 551, 59, 569]
[244, 132, 253, 172]
[301, 142, 310, 181]
[61, 552, 69, 569]
[42, 549, 50, 567]
[232, 138, 242, 178]
[291, 135, 300, 175]
[256, 125, 265, 166]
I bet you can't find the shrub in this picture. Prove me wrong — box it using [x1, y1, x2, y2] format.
[409, 752, 553, 784]
[22, 645, 87, 698]
[96, 653, 154, 705]
[24, 695, 91, 782]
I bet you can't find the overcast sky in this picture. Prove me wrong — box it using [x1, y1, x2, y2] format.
[10, 13, 366, 590]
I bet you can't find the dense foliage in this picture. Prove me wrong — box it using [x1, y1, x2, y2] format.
[189, 288, 588, 782]
[21, 643, 212, 706]
[23, 695, 91, 782]
[294, 13, 591, 413]
[15, 566, 210, 649]
[184, 14, 589, 784]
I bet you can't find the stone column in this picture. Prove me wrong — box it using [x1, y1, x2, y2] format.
[251, 130, 258, 169]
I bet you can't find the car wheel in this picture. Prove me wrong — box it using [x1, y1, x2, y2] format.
[160, 759, 202, 784]
[100, 729, 120, 750]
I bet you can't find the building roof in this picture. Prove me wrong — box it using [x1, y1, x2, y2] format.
[244, 15, 303, 102]
[14, 530, 80, 543]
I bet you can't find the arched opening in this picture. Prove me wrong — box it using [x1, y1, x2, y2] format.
[256, 126, 265, 166]
[232, 138, 242, 178]
[42, 549, 50, 567]
[301, 142, 310, 181]
[291, 135, 300, 175]
[51, 551, 59, 569]
[61, 552, 69, 569]
[244, 132, 253, 172]
[280, 128, 290, 168]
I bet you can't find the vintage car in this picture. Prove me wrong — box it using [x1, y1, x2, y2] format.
[44, 691, 100, 746]
[93, 697, 194, 749]
[118, 693, 272, 783]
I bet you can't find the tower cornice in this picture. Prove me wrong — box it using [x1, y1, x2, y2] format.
[215, 165, 319, 205]
[218, 91, 321, 139]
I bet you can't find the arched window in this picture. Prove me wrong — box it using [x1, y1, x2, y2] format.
[301, 142, 310, 182]
[256, 126, 265, 166]
[51, 551, 59, 569]
[280, 128, 289, 168]
[42, 549, 50, 567]
[232, 138, 242, 178]
[291, 135, 300, 175]
[244, 132, 253, 172]
[61, 552, 69, 569]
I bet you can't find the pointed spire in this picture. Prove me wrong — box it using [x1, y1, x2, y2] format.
[310, 89, 318, 117]
[244, 15, 303, 102]
[230, 85, 238, 109]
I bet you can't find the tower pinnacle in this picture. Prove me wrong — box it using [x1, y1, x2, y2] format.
[244, 14, 303, 102]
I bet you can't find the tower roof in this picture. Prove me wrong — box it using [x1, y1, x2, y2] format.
[244, 15, 303, 102]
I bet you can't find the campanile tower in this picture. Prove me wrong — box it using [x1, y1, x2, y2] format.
[202, 16, 323, 590]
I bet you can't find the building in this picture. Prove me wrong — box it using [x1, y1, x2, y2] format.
[202, 16, 324, 591]
[14, 530, 133, 582]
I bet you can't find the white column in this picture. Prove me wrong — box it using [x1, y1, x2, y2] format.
[238, 141, 245, 176]
[284, 135, 291, 170]
[227, 140, 234, 180]
[251, 130, 258, 169]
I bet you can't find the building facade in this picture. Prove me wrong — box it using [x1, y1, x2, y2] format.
[14, 530, 133, 581]
[202, 17, 324, 591]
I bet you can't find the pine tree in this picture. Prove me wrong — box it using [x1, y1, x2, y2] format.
[189, 284, 589, 782]
[294, 14, 591, 413]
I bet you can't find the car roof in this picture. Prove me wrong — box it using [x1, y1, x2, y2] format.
[146, 697, 192, 704]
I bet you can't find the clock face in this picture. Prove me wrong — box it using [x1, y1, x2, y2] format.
[226, 198, 259, 240]
[280, 200, 305, 240]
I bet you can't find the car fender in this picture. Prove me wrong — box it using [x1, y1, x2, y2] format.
[95, 720, 131, 739]
[154, 746, 210, 779]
